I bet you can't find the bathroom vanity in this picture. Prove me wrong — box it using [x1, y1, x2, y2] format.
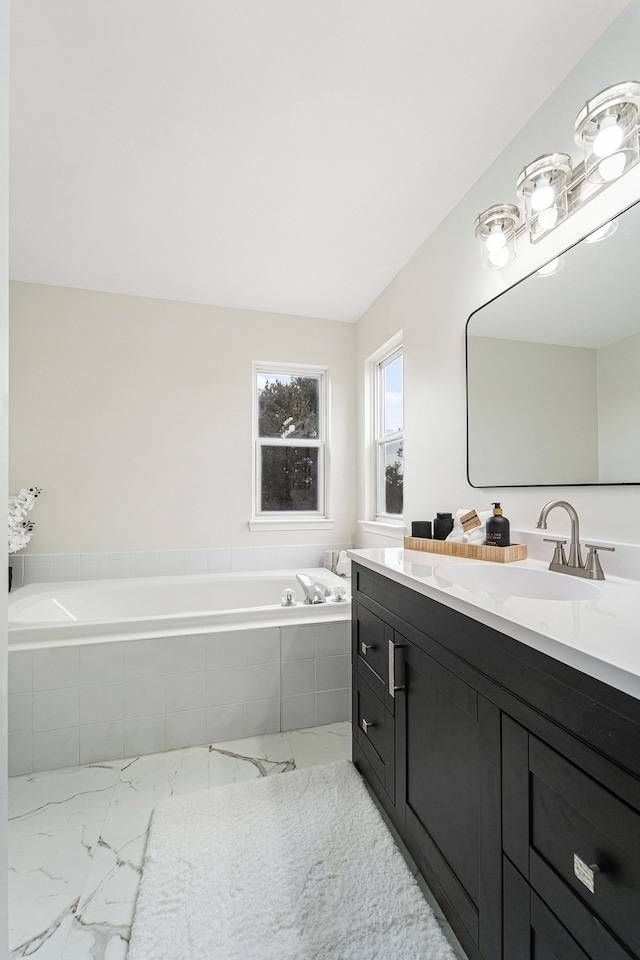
[349, 548, 640, 960]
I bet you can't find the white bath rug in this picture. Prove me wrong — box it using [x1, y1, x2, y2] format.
[128, 759, 456, 960]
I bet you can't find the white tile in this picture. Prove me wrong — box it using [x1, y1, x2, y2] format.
[52, 558, 80, 581]
[33, 687, 79, 732]
[245, 662, 280, 701]
[80, 642, 125, 684]
[209, 731, 294, 785]
[124, 677, 166, 718]
[9, 758, 120, 836]
[9, 693, 32, 736]
[244, 698, 280, 737]
[159, 550, 185, 576]
[315, 654, 350, 692]
[124, 715, 166, 757]
[282, 658, 315, 697]
[111, 747, 209, 819]
[133, 553, 159, 578]
[8, 821, 100, 959]
[33, 646, 79, 691]
[165, 709, 207, 750]
[230, 547, 253, 572]
[286, 721, 352, 768]
[80, 682, 125, 724]
[124, 638, 167, 679]
[253, 545, 276, 570]
[33, 728, 80, 773]
[207, 548, 231, 573]
[107, 557, 135, 579]
[245, 627, 279, 665]
[296, 545, 324, 567]
[23, 560, 53, 584]
[166, 672, 206, 712]
[206, 704, 245, 744]
[166, 634, 206, 674]
[282, 694, 315, 732]
[79, 721, 125, 764]
[315, 621, 350, 657]
[8, 649, 33, 694]
[205, 631, 245, 669]
[275, 545, 298, 569]
[315, 689, 350, 726]
[183, 550, 207, 574]
[206, 666, 244, 706]
[281, 624, 316, 660]
[79, 559, 108, 580]
[8, 735, 33, 777]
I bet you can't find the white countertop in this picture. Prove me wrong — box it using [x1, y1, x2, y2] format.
[348, 547, 640, 702]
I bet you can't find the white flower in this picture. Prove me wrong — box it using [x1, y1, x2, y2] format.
[8, 487, 42, 554]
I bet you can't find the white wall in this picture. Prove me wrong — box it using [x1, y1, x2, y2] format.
[9, 283, 356, 553]
[1, 0, 9, 948]
[356, 1, 640, 549]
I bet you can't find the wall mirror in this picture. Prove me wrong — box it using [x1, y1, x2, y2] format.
[466, 197, 640, 486]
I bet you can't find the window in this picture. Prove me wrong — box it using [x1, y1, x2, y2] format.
[374, 341, 403, 519]
[252, 363, 329, 526]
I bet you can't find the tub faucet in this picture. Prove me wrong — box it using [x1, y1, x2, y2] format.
[536, 500, 614, 580]
[296, 573, 327, 604]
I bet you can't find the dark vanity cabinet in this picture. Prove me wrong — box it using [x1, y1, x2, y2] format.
[351, 562, 640, 960]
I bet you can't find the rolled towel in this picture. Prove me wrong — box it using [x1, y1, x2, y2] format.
[446, 508, 493, 544]
[336, 550, 351, 577]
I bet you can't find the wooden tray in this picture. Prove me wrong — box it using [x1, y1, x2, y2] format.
[403, 536, 526, 563]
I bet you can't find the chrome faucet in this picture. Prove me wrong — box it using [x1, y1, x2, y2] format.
[536, 500, 614, 580]
[296, 573, 327, 604]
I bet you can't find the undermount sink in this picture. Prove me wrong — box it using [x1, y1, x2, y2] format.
[436, 563, 602, 601]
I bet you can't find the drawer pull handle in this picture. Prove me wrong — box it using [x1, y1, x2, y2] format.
[361, 642, 373, 656]
[361, 718, 375, 734]
[388, 638, 406, 698]
[574, 854, 601, 894]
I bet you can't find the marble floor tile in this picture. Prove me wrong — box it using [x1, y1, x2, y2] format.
[285, 720, 352, 768]
[107, 746, 209, 822]
[208, 731, 295, 786]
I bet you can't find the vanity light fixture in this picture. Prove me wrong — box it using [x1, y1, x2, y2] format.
[575, 81, 640, 184]
[584, 218, 618, 243]
[474, 204, 520, 269]
[516, 153, 572, 242]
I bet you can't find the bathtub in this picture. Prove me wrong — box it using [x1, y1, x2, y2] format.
[8, 567, 352, 774]
[9, 567, 351, 646]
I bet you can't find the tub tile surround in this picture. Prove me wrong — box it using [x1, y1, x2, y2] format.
[8, 542, 354, 590]
[9, 621, 351, 775]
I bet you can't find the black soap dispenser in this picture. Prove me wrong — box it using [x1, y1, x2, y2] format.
[486, 503, 510, 548]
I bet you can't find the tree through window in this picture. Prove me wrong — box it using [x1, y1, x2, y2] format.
[254, 366, 327, 517]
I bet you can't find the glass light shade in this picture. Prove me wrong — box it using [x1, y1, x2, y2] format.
[584, 219, 618, 243]
[474, 204, 520, 269]
[575, 81, 640, 184]
[516, 153, 572, 242]
[536, 257, 563, 278]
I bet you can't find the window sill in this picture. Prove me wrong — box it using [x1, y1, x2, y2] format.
[249, 518, 336, 532]
[358, 520, 407, 540]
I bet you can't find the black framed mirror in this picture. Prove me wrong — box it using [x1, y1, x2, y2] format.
[466, 197, 640, 487]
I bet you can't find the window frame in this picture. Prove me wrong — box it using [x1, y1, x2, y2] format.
[250, 361, 332, 530]
[364, 333, 404, 529]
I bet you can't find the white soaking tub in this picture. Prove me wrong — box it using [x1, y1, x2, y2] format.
[9, 568, 351, 646]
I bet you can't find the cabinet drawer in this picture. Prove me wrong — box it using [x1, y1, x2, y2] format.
[503, 719, 640, 958]
[353, 669, 394, 801]
[354, 602, 389, 698]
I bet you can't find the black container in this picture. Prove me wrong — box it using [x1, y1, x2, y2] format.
[486, 503, 510, 547]
[411, 520, 432, 539]
[433, 512, 454, 540]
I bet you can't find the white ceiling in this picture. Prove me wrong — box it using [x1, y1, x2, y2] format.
[9, 0, 632, 322]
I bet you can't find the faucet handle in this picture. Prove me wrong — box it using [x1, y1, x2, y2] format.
[584, 543, 615, 581]
[544, 538, 568, 567]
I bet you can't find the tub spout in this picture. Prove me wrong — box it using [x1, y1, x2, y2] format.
[296, 573, 327, 604]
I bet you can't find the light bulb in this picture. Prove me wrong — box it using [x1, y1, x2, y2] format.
[537, 207, 558, 231]
[530, 177, 554, 211]
[593, 114, 624, 158]
[485, 225, 506, 253]
[488, 248, 510, 268]
[598, 152, 626, 181]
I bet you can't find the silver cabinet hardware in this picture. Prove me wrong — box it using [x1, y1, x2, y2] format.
[573, 854, 601, 893]
[360, 642, 373, 656]
[361, 718, 375, 734]
[388, 638, 406, 698]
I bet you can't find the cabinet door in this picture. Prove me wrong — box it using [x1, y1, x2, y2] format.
[395, 638, 501, 958]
